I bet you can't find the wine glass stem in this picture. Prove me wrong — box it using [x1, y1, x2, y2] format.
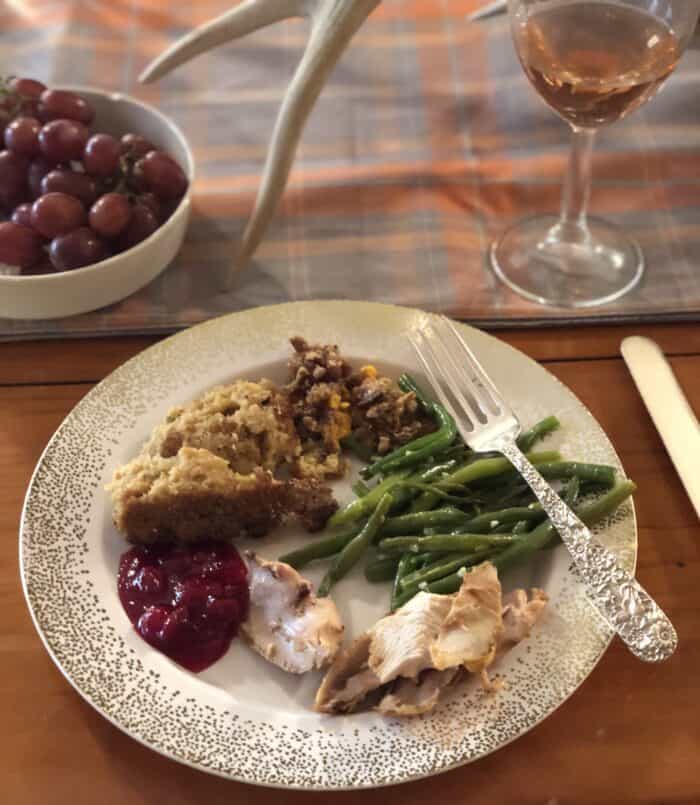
[559, 126, 597, 237]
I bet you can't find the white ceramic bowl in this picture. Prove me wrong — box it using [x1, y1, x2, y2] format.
[0, 87, 194, 320]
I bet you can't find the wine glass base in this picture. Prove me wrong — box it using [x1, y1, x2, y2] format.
[489, 215, 644, 308]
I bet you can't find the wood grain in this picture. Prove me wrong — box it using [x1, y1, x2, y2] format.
[2, 340, 699, 805]
[1, 322, 699, 386]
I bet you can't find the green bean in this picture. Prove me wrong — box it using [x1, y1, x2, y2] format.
[362, 424, 447, 476]
[399, 549, 492, 591]
[460, 460, 612, 497]
[439, 450, 562, 489]
[409, 490, 441, 513]
[362, 402, 457, 479]
[352, 479, 371, 498]
[537, 461, 616, 487]
[421, 481, 637, 596]
[390, 587, 415, 610]
[391, 547, 497, 608]
[471, 479, 531, 508]
[365, 555, 400, 583]
[511, 520, 531, 535]
[380, 507, 469, 536]
[401, 461, 463, 514]
[474, 475, 582, 513]
[397, 373, 435, 415]
[396, 551, 442, 568]
[330, 459, 467, 530]
[433, 443, 472, 463]
[415, 551, 443, 565]
[406, 460, 466, 513]
[420, 459, 459, 482]
[492, 520, 519, 534]
[385, 467, 454, 515]
[491, 480, 632, 570]
[290, 477, 475, 568]
[391, 553, 420, 611]
[378, 532, 518, 554]
[279, 523, 363, 568]
[517, 415, 561, 452]
[410, 450, 561, 512]
[433, 478, 573, 548]
[327, 470, 410, 529]
[578, 480, 612, 497]
[563, 475, 580, 508]
[318, 493, 394, 596]
[394, 481, 467, 504]
[425, 572, 469, 596]
[473, 461, 613, 490]
[474, 519, 529, 537]
[463, 505, 546, 533]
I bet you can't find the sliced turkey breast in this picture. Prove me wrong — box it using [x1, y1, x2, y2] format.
[315, 562, 547, 715]
[242, 553, 343, 673]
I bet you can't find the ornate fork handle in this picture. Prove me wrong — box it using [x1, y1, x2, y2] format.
[498, 440, 678, 662]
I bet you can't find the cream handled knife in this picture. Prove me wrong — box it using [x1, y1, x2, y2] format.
[621, 336, 700, 519]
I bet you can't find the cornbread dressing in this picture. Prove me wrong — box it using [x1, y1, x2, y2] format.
[108, 338, 432, 545]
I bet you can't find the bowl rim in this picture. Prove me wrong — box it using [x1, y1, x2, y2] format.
[0, 85, 195, 284]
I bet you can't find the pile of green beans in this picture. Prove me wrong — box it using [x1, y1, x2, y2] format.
[278, 374, 635, 605]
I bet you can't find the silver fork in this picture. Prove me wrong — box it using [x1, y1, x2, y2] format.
[409, 316, 677, 663]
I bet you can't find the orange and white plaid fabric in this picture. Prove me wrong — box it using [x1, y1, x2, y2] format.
[2, 0, 700, 338]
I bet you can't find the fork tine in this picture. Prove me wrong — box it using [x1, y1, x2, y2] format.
[429, 319, 495, 423]
[423, 322, 489, 425]
[408, 331, 474, 434]
[441, 317, 503, 414]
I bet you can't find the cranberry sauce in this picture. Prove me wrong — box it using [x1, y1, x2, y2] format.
[118, 542, 249, 672]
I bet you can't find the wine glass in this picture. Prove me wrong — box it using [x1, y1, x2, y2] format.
[489, 0, 700, 308]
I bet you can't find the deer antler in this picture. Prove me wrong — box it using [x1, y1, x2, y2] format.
[140, 0, 381, 289]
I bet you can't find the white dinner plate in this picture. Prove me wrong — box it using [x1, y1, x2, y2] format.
[20, 301, 636, 789]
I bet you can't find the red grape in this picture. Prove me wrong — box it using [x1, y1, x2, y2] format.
[117, 204, 158, 249]
[0, 150, 29, 209]
[0, 221, 43, 268]
[9, 77, 46, 100]
[4, 116, 41, 157]
[0, 107, 11, 134]
[126, 170, 146, 193]
[41, 169, 97, 206]
[160, 198, 180, 223]
[133, 151, 187, 201]
[31, 192, 86, 239]
[83, 133, 121, 177]
[0, 80, 188, 270]
[89, 192, 131, 237]
[121, 133, 155, 159]
[11, 203, 34, 228]
[19, 99, 41, 119]
[38, 118, 89, 164]
[22, 258, 56, 276]
[27, 157, 52, 199]
[38, 89, 94, 125]
[138, 192, 161, 221]
[49, 227, 108, 271]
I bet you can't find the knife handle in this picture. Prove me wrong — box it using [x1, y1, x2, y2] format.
[621, 336, 700, 519]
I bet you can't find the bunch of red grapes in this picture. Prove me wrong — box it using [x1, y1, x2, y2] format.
[0, 77, 189, 274]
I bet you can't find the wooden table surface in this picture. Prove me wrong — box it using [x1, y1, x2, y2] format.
[3, 323, 699, 805]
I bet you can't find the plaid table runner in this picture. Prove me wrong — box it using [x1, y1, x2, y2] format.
[2, 0, 700, 339]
